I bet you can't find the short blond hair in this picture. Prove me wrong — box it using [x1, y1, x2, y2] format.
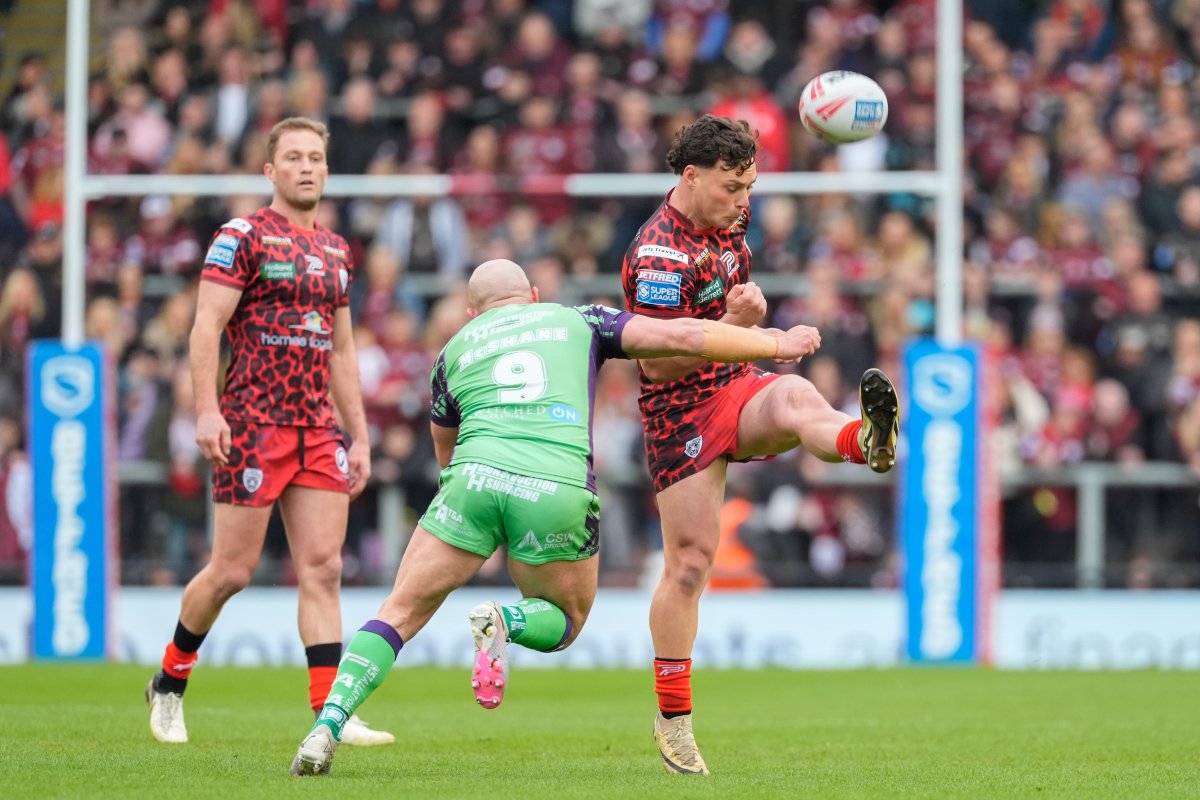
[266, 117, 330, 164]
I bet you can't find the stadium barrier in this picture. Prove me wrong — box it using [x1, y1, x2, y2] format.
[112, 459, 1197, 590]
[2, 586, 1198, 669]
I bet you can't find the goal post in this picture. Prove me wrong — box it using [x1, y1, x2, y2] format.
[53, 0, 985, 665]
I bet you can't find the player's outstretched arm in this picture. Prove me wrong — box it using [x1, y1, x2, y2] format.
[638, 281, 769, 383]
[621, 316, 820, 363]
[190, 279, 243, 465]
[331, 306, 372, 499]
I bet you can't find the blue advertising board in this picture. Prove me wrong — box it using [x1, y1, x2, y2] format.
[901, 339, 982, 664]
[28, 341, 111, 659]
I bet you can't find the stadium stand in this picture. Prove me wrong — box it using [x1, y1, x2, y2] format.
[1, 0, 1198, 589]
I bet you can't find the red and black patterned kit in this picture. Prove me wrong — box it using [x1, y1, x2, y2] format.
[199, 208, 355, 504]
[621, 192, 779, 491]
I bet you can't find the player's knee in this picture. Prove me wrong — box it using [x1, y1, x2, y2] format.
[210, 563, 255, 599]
[302, 551, 343, 590]
[665, 546, 715, 597]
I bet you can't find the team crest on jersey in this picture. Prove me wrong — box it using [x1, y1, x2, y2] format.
[323, 245, 347, 259]
[242, 468, 263, 493]
[635, 269, 682, 307]
[684, 435, 703, 458]
[335, 447, 349, 475]
[694, 248, 711, 267]
[221, 217, 253, 234]
[721, 251, 739, 277]
[304, 254, 325, 274]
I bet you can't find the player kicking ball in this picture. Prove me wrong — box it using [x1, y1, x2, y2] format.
[290, 259, 825, 776]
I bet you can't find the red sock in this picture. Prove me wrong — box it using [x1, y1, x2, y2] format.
[161, 642, 199, 681]
[837, 420, 865, 463]
[654, 658, 692, 716]
[309, 666, 338, 711]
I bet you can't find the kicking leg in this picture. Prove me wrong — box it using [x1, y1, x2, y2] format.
[734, 369, 898, 471]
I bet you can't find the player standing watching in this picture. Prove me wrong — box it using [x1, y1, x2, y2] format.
[289, 259, 826, 776]
[621, 115, 900, 775]
[145, 117, 392, 748]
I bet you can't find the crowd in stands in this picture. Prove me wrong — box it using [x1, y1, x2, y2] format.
[0, 0, 1198, 589]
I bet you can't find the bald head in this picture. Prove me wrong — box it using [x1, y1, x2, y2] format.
[467, 259, 535, 313]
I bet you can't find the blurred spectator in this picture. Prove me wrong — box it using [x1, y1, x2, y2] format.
[375, 168, 470, 278]
[123, 195, 202, 277]
[329, 78, 401, 175]
[503, 11, 574, 98]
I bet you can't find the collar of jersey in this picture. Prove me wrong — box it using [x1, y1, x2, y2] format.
[262, 206, 319, 233]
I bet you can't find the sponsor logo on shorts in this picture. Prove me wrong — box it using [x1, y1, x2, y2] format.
[304, 254, 325, 274]
[461, 463, 558, 503]
[335, 447, 349, 475]
[696, 277, 724, 305]
[517, 530, 573, 554]
[684, 435, 703, 459]
[261, 235, 292, 246]
[221, 217, 253, 234]
[636, 244, 690, 264]
[243, 468, 263, 493]
[260, 261, 295, 280]
[433, 498, 464, 527]
[204, 234, 238, 269]
[635, 269, 682, 307]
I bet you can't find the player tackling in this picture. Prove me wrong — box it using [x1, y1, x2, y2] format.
[289, 259, 826, 776]
[622, 114, 900, 774]
[145, 117, 391, 747]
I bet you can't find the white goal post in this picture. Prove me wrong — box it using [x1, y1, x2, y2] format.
[63, 0, 963, 349]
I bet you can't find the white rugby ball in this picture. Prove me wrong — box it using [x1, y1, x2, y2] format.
[798, 71, 888, 144]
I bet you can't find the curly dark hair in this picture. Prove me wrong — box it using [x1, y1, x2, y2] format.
[665, 115, 758, 176]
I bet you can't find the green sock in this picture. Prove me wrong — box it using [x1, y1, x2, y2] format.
[313, 626, 400, 740]
[500, 598, 570, 652]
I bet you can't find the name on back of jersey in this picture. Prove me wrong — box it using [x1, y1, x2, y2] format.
[456, 326, 568, 368]
[635, 269, 683, 307]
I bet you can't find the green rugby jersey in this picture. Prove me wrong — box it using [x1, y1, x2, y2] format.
[429, 303, 633, 491]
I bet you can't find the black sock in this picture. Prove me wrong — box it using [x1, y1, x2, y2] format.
[174, 621, 207, 653]
[661, 710, 692, 720]
[305, 642, 342, 668]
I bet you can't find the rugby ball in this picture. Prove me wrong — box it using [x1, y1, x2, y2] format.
[798, 71, 888, 144]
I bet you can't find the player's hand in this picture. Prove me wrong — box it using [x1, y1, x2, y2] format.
[722, 282, 767, 327]
[346, 438, 371, 500]
[775, 324, 822, 363]
[195, 411, 232, 466]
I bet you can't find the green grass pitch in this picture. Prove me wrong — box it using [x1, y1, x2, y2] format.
[2, 665, 1197, 799]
